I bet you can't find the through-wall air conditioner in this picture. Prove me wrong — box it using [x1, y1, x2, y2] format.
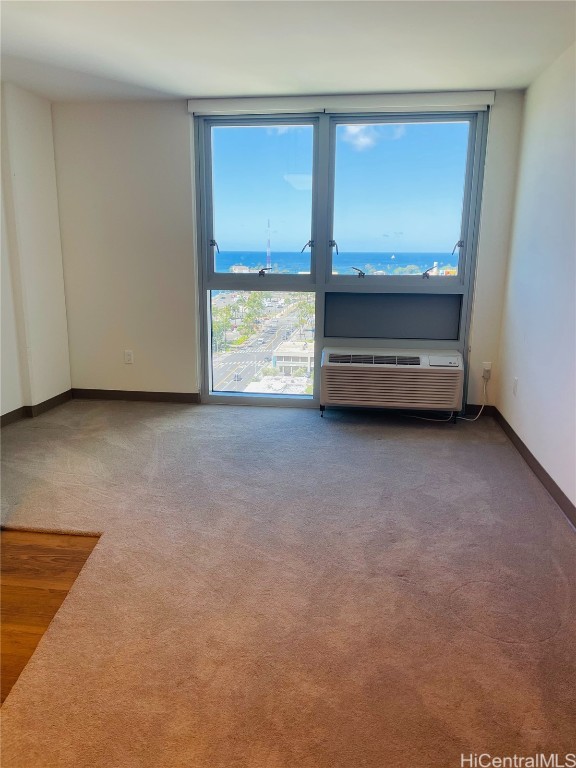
[320, 347, 464, 412]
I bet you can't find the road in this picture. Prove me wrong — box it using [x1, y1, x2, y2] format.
[212, 307, 301, 392]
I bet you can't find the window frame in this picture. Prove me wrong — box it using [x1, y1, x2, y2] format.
[198, 115, 320, 291]
[325, 112, 479, 288]
[193, 109, 488, 405]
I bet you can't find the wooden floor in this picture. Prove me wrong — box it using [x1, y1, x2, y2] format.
[1, 530, 99, 704]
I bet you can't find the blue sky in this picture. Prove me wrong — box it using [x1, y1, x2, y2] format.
[211, 121, 469, 253]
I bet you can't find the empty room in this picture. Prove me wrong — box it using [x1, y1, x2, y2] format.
[1, 2, 575, 766]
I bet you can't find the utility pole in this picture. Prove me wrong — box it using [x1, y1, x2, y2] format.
[266, 219, 272, 271]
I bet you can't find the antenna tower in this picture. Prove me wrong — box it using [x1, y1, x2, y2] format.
[266, 219, 272, 270]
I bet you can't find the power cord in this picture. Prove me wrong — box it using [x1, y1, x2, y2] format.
[457, 378, 488, 422]
[404, 376, 489, 424]
[404, 412, 454, 423]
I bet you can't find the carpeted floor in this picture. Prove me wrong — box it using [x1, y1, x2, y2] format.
[1, 400, 574, 767]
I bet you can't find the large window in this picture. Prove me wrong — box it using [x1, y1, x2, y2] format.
[210, 124, 315, 275]
[332, 120, 470, 277]
[210, 291, 315, 395]
[196, 110, 487, 403]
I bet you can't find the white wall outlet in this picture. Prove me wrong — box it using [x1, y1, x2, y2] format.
[482, 361, 492, 380]
[124, 349, 134, 364]
[513, 377, 518, 396]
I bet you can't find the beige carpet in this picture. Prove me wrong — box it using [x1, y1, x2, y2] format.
[1, 400, 575, 767]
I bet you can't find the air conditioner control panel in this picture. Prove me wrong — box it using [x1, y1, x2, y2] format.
[428, 355, 461, 367]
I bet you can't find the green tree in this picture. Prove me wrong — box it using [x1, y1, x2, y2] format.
[294, 295, 314, 338]
[240, 292, 265, 335]
[212, 305, 233, 352]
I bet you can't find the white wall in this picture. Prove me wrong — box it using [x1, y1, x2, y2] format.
[51, 96, 521, 402]
[51, 101, 198, 393]
[497, 45, 576, 504]
[1, 83, 71, 413]
[1, 195, 26, 413]
[468, 91, 524, 404]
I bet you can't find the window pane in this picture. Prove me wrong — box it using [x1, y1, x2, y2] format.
[332, 121, 469, 276]
[210, 291, 315, 396]
[211, 125, 314, 274]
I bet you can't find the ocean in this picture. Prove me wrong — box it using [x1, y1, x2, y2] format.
[214, 251, 457, 276]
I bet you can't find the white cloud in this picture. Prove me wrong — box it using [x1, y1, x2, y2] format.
[341, 123, 407, 151]
[268, 126, 307, 135]
[387, 124, 407, 140]
[341, 125, 378, 151]
[283, 174, 312, 191]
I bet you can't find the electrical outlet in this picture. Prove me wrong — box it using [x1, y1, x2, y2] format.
[513, 377, 518, 396]
[482, 361, 492, 380]
[124, 349, 134, 364]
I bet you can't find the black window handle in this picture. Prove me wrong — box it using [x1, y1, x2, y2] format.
[423, 241, 463, 278]
[210, 239, 220, 253]
[329, 239, 339, 255]
[300, 240, 314, 252]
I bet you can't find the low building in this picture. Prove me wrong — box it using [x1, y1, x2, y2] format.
[273, 341, 314, 375]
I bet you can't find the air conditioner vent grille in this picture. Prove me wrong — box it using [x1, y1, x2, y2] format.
[328, 353, 421, 366]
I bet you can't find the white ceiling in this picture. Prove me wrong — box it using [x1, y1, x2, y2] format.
[1, 1, 575, 101]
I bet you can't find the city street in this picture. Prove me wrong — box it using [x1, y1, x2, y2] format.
[212, 302, 305, 392]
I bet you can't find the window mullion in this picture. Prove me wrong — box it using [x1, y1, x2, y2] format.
[312, 114, 331, 290]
